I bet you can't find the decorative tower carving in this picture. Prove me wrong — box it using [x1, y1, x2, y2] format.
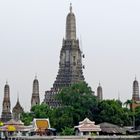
[97, 83, 103, 101]
[12, 96, 24, 121]
[132, 77, 139, 101]
[44, 4, 85, 107]
[31, 76, 40, 108]
[1, 82, 12, 122]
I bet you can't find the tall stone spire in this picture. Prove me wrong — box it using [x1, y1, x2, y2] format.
[66, 3, 76, 40]
[31, 76, 40, 108]
[97, 83, 103, 101]
[1, 82, 12, 122]
[132, 77, 139, 101]
[44, 4, 85, 107]
[52, 4, 84, 89]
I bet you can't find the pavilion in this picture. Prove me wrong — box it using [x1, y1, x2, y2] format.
[74, 118, 101, 136]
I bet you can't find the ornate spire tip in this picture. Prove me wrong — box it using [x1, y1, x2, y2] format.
[135, 75, 137, 81]
[35, 73, 37, 79]
[70, 3, 72, 13]
[17, 92, 19, 102]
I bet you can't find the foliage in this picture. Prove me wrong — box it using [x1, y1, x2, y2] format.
[56, 82, 98, 127]
[61, 127, 75, 136]
[135, 106, 140, 127]
[124, 99, 132, 108]
[95, 100, 132, 126]
[31, 103, 51, 118]
[50, 106, 74, 132]
[21, 82, 134, 133]
[21, 103, 51, 126]
[21, 112, 33, 126]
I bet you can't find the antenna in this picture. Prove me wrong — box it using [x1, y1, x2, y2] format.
[118, 91, 120, 101]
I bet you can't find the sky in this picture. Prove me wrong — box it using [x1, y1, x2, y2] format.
[0, 0, 140, 112]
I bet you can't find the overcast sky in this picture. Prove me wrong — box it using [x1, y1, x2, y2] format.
[0, 0, 140, 112]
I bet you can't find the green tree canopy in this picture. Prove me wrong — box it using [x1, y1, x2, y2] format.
[50, 82, 98, 131]
[21, 82, 133, 133]
[56, 82, 98, 123]
[96, 100, 131, 126]
[21, 103, 51, 126]
[31, 103, 51, 118]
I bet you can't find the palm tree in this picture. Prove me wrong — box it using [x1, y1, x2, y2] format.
[124, 99, 133, 109]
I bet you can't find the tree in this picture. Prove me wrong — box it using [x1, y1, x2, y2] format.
[55, 82, 98, 130]
[124, 99, 133, 109]
[134, 106, 140, 127]
[61, 127, 74, 136]
[31, 103, 51, 118]
[21, 82, 133, 133]
[50, 106, 74, 132]
[21, 103, 51, 126]
[21, 112, 33, 126]
[96, 100, 131, 126]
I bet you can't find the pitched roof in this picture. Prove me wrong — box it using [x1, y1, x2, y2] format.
[75, 118, 101, 132]
[99, 122, 126, 134]
[12, 98, 24, 113]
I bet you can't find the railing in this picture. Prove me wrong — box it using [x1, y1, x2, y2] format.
[5, 135, 140, 140]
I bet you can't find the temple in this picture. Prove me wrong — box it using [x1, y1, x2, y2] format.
[97, 83, 103, 101]
[44, 4, 85, 107]
[131, 77, 140, 110]
[132, 77, 139, 101]
[74, 118, 101, 136]
[12, 96, 24, 121]
[1, 82, 12, 122]
[31, 76, 40, 109]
